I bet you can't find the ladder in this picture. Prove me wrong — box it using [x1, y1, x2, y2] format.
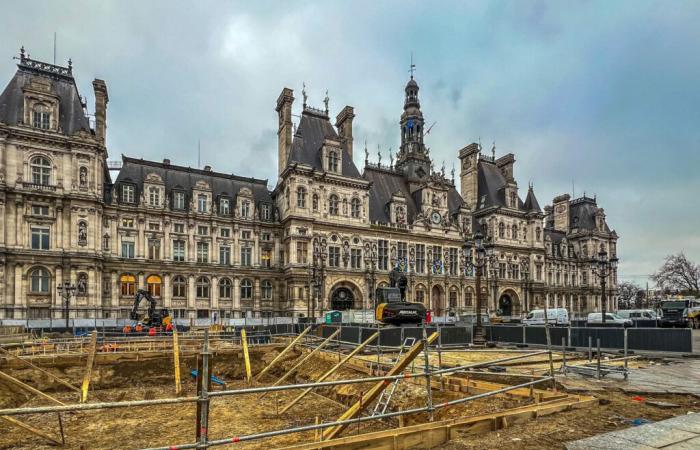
[372, 337, 416, 416]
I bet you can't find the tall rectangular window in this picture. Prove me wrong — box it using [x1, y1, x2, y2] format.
[432, 246, 443, 274]
[122, 185, 135, 203]
[197, 225, 208, 236]
[174, 192, 185, 210]
[240, 247, 252, 266]
[378, 240, 389, 271]
[220, 198, 230, 215]
[397, 242, 407, 269]
[351, 248, 362, 269]
[147, 239, 160, 260]
[196, 242, 209, 263]
[296, 242, 308, 264]
[449, 248, 458, 275]
[499, 262, 507, 279]
[261, 204, 271, 221]
[415, 244, 425, 274]
[30, 227, 50, 250]
[219, 245, 230, 265]
[173, 240, 186, 262]
[33, 110, 50, 129]
[261, 249, 272, 268]
[121, 241, 135, 259]
[197, 194, 207, 213]
[328, 246, 340, 267]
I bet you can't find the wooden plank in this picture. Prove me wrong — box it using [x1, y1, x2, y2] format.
[255, 326, 312, 381]
[261, 329, 341, 398]
[0, 346, 82, 394]
[0, 370, 66, 406]
[1, 416, 62, 446]
[322, 332, 439, 441]
[241, 329, 252, 382]
[279, 331, 379, 415]
[173, 329, 182, 395]
[81, 331, 98, 403]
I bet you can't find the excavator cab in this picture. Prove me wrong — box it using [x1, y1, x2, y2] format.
[130, 289, 172, 328]
[375, 268, 427, 325]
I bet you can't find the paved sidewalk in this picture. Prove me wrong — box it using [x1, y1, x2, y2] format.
[622, 359, 700, 395]
[566, 413, 700, 449]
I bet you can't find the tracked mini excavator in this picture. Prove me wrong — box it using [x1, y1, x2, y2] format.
[129, 289, 172, 327]
[375, 268, 427, 325]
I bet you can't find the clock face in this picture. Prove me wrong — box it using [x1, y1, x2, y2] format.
[430, 211, 441, 224]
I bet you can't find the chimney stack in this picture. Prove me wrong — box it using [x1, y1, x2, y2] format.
[92, 79, 108, 145]
[276, 87, 294, 176]
[335, 105, 355, 159]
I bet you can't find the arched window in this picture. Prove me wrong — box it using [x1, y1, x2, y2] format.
[196, 276, 210, 299]
[296, 186, 307, 208]
[512, 224, 518, 240]
[172, 276, 187, 298]
[30, 267, 50, 293]
[329, 194, 339, 216]
[241, 199, 250, 217]
[312, 193, 319, 211]
[261, 280, 273, 300]
[328, 151, 339, 172]
[149, 187, 160, 206]
[219, 278, 232, 299]
[147, 274, 162, 297]
[32, 103, 51, 129]
[351, 198, 361, 218]
[30, 156, 51, 185]
[120, 274, 136, 296]
[498, 222, 505, 238]
[197, 194, 207, 213]
[240, 278, 252, 300]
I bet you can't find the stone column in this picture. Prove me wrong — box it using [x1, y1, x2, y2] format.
[187, 275, 195, 310]
[111, 271, 119, 309]
[254, 278, 260, 315]
[164, 223, 171, 260]
[87, 268, 96, 315]
[163, 273, 171, 308]
[211, 275, 219, 310]
[15, 198, 23, 247]
[14, 264, 22, 307]
[137, 219, 145, 258]
[233, 277, 240, 316]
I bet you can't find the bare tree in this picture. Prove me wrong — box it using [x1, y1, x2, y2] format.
[618, 281, 641, 309]
[651, 253, 700, 295]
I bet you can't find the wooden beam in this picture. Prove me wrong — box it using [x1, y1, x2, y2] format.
[322, 332, 439, 441]
[173, 329, 182, 395]
[1, 416, 63, 446]
[261, 329, 341, 398]
[0, 370, 66, 406]
[81, 331, 98, 403]
[0, 347, 81, 395]
[279, 331, 379, 415]
[241, 329, 252, 383]
[255, 326, 311, 381]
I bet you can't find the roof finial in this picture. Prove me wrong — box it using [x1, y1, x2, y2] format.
[377, 145, 382, 167]
[20, 46, 25, 61]
[323, 89, 329, 115]
[409, 52, 416, 80]
[364, 140, 369, 166]
[451, 164, 455, 184]
[478, 137, 482, 152]
[491, 141, 496, 160]
[68, 58, 72, 71]
[302, 82, 308, 108]
[389, 147, 394, 168]
[441, 160, 446, 177]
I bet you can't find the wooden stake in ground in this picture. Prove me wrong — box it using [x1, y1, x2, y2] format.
[0, 346, 82, 397]
[322, 332, 439, 441]
[279, 331, 379, 415]
[0, 370, 66, 406]
[255, 326, 311, 382]
[241, 329, 252, 383]
[1, 416, 62, 446]
[81, 331, 98, 403]
[173, 329, 182, 395]
[261, 329, 340, 398]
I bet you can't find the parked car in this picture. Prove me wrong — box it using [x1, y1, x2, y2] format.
[587, 312, 633, 327]
[455, 312, 491, 326]
[617, 309, 658, 320]
[523, 308, 569, 326]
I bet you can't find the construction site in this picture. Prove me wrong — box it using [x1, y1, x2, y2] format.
[0, 324, 699, 450]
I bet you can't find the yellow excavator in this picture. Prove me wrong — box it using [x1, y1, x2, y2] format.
[130, 289, 172, 327]
[375, 268, 427, 325]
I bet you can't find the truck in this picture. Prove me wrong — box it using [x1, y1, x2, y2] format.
[658, 298, 700, 328]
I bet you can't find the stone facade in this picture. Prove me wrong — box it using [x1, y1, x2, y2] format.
[0, 51, 619, 320]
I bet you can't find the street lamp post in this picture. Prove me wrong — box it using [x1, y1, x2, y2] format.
[591, 249, 619, 323]
[462, 231, 496, 345]
[310, 236, 327, 318]
[364, 242, 378, 309]
[56, 282, 76, 329]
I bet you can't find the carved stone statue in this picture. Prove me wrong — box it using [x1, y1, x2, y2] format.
[78, 221, 88, 246]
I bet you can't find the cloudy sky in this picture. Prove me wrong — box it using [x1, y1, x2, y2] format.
[2, 1, 698, 285]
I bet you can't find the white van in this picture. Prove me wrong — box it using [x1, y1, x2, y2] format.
[523, 308, 569, 326]
[587, 312, 632, 327]
[617, 309, 657, 320]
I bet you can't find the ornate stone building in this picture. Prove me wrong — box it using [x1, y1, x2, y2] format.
[0, 51, 619, 320]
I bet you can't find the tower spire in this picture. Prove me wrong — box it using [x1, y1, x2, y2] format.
[409, 52, 416, 80]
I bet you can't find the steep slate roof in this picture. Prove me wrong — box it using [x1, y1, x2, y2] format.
[476, 160, 524, 210]
[523, 187, 542, 213]
[570, 198, 610, 232]
[287, 108, 362, 178]
[114, 156, 272, 206]
[363, 166, 463, 224]
[0, 59, 91, 135]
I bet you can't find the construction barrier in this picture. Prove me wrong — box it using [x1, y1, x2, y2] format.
[319, 325, 472, 347]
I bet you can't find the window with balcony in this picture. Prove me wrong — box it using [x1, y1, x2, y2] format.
[30, 267, 50, 293]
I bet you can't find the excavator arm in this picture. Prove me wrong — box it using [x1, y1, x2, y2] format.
[129, 289, 157, 321]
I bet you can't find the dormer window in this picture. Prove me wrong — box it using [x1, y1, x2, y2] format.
[197, 194, 208, 213]
[261, 203, 271, 221]
[509, 192, 517, 208]
[220, 198, 230, 215]
[328, 151, 339, 173]
[32, 104, 51, 130]
[241, 199, 250, 218]
[329, 194, 339, 216]
[121, 184, 135, 203]
[173, 191, 185, 210]
[30, 156, 51, 185]
[148, 187, 160, 206]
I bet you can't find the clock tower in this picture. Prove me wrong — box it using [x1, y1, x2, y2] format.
[395, 74, 432, 181]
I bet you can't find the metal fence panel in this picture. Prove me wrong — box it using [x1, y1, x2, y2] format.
[439, 326, 471, 345]
[525, 326, 547, 345]
[379, 327, 403, 347]
[628, 328, 692, 353]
